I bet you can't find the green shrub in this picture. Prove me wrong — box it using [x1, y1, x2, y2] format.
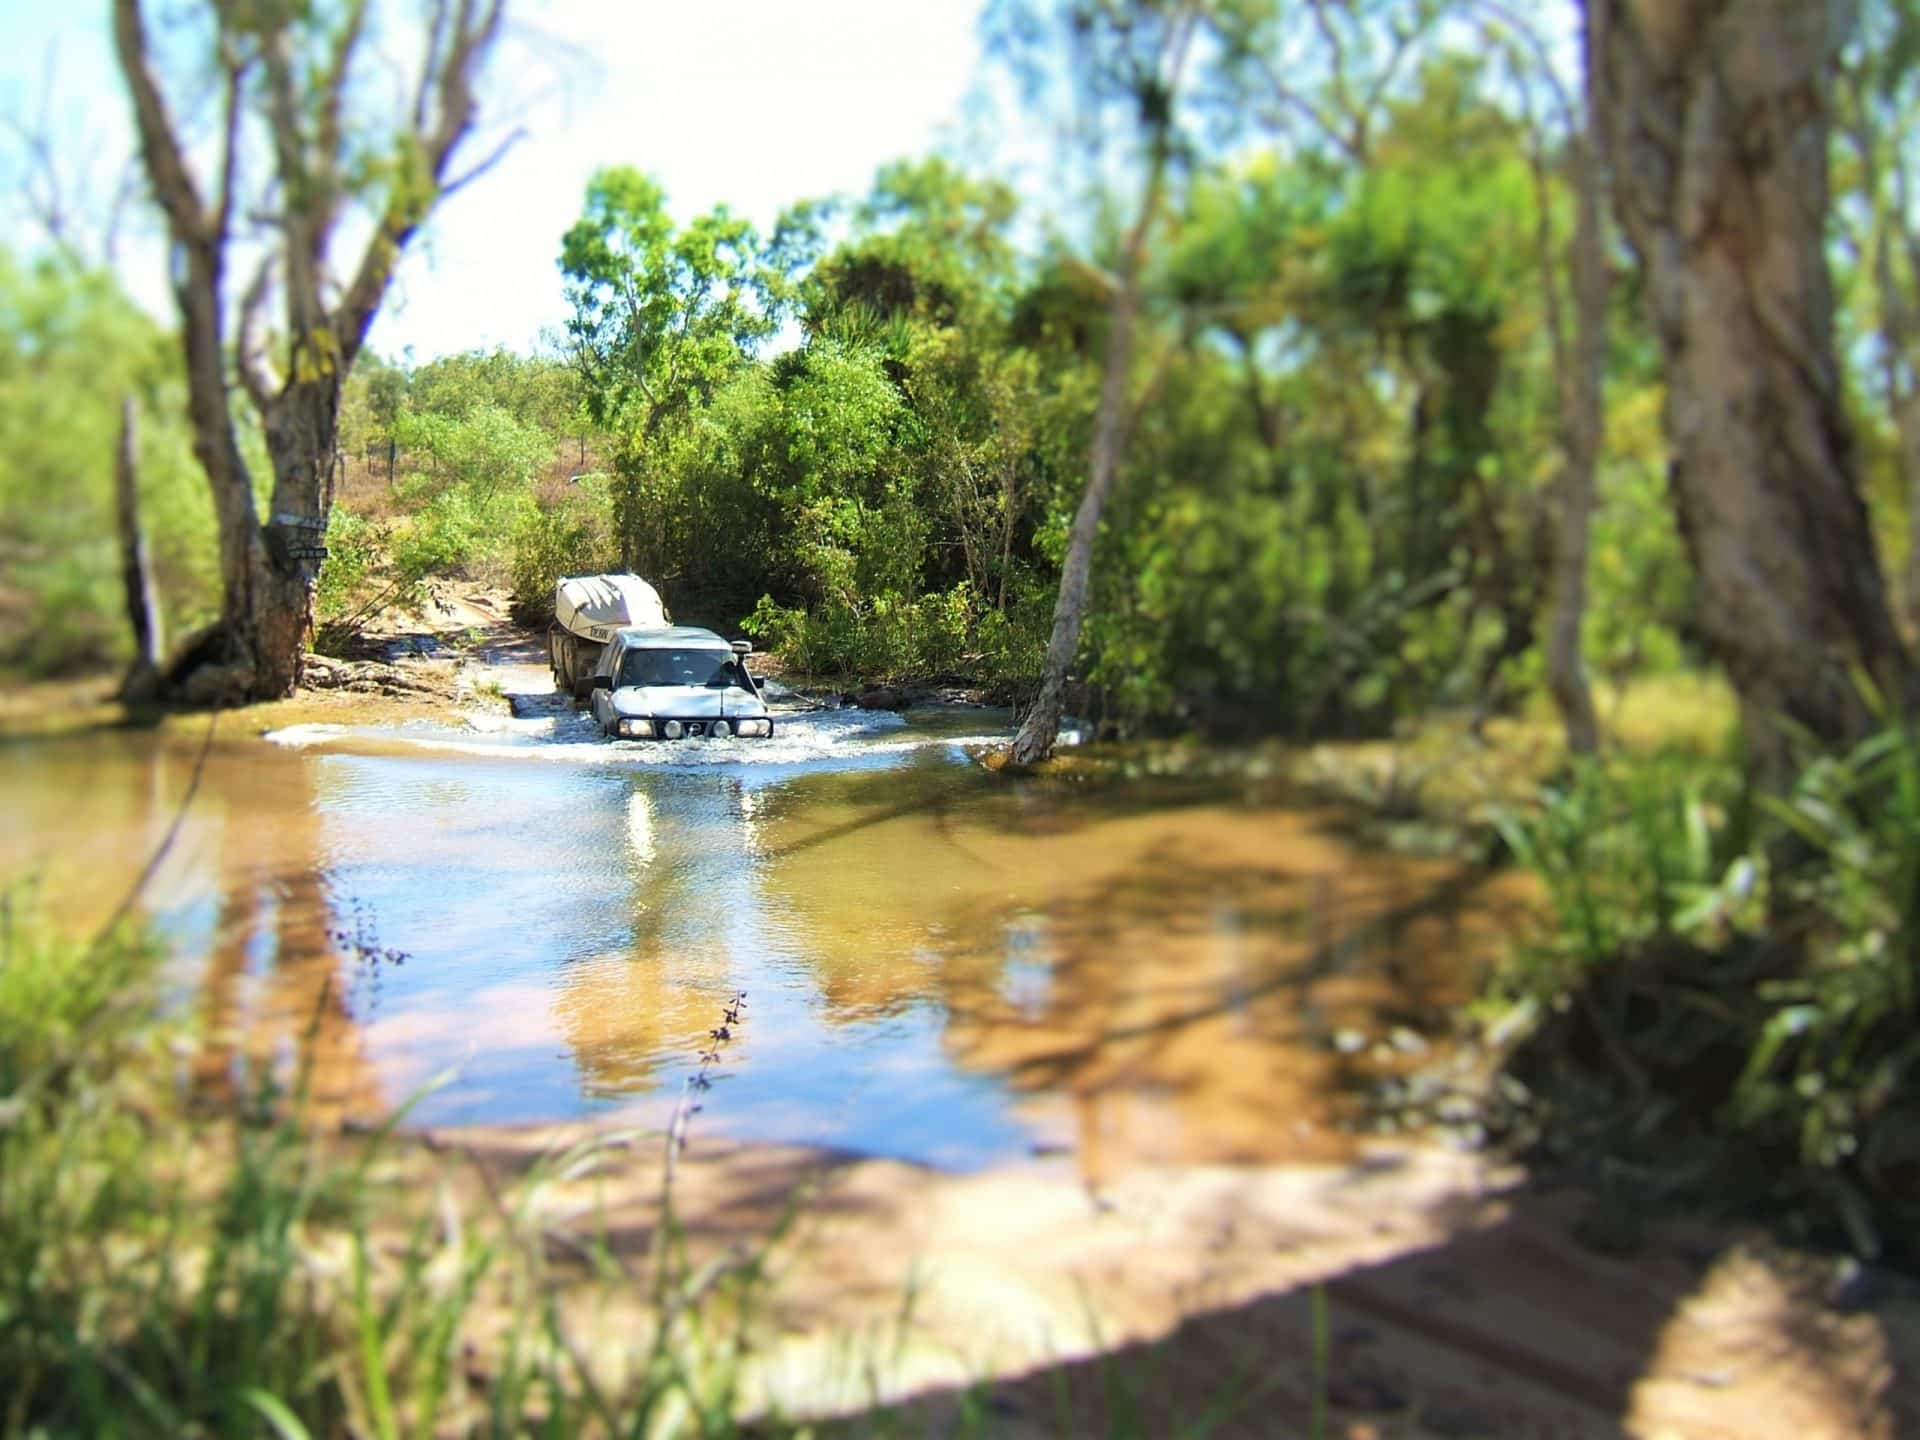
[1492, 751, 1759, 994]
[1739, 720, 1920, 1216]
[314, 508, 385, 624]
[1493, 718, 1920, 1259]
[742, 581, 1020, 683]
[0, 256, 217, 677]
[509, 485, 618, 622]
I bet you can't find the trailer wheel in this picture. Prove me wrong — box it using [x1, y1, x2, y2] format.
[553, 632, 579, 698]
[562, 633, 596, 701]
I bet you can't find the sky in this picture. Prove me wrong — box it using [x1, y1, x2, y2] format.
[0, 0, 991, 362]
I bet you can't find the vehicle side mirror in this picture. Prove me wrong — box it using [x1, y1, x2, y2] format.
[730, 640, 753, 655]
[590, 674, 613, 691]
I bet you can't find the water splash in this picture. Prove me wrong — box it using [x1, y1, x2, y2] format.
[264, 705, 1021, 770]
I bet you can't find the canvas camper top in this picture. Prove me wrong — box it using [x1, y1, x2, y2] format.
[553, 573, 668, 642]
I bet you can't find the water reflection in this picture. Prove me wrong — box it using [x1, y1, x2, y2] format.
[1, 726, 1529, 1176]
[552, 776, 756, 1097]
[190, 751, 384, 1126]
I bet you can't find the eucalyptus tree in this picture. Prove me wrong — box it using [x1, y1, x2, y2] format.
[1001, 0, 1211, 766]
[559, 168, 777, 576]
[1593, 0, 1916, 769]
[1477, 0, 1607, 754]
[113, 0, 510, 702]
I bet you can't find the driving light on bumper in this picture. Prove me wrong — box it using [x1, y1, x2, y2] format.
[711, 719, 732, 739]
[663, 720, 684, 739]
[618, 718, 654, 737]
[735, 718, 771, 737]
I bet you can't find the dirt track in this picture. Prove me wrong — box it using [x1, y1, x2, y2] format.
[380, 1122, 1916, 1439]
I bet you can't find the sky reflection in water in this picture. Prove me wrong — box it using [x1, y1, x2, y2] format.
[1, 709, 1531, 1176]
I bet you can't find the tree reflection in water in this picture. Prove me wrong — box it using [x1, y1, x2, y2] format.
[190, 743, 385, 1126]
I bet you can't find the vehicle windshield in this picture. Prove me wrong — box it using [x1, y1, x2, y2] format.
[617, 647, 741, 689]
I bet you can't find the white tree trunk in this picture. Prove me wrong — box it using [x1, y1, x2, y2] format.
[1008, 269, 1144, 764]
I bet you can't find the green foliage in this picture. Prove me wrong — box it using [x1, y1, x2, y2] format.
[1494, 752, 1759, 994]
[337, 351, 408, 463]
[322, 358, 567, 634]
[0, 253, 217, 675]
[0, 904, 803, 1438]
[1495, 716, 1920, 1260]
[509, 481, 619, 622]
[407, 350, 582, 437]
[0, 903, 156, 1096]
[744, 582, 984, 681]
[389, 484, 529, 589]
[0, 905, 341, 1435]
[314, 509, 384, 624]
[393, 403, 553, 498]
[561, 169, 778, 570]
[1585, 462, 1692, 676]
[1743, 721, 1920, 1204]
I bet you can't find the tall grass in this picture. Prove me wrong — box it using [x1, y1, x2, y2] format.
[0, 903, 798, 1438]
[1491, 747, 1760, 994]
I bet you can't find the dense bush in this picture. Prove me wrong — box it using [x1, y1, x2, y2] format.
[313, 508, 384, 626]
[1494, 715, 1920, 1260]
[508, 480, 620, 622]
[742, 581, 1023, 683]
[0, 254, 218, 675]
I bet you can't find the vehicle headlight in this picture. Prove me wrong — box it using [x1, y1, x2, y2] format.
[663, 720, 684, 739]
[711, 719, 732, 739]
[618, 718, 653, 738]
[736, 718, 771, 737]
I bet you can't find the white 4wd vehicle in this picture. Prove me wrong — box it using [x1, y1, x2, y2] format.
[587, 626, 774, 740]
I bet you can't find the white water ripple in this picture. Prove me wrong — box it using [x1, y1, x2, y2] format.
[262, 705, 1029, 769]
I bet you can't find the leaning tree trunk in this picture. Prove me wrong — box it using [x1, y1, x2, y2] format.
[1008, 264, 1145, 765]
[1595, 0, 1917, 773]
[1004, 2, 1199, 766]
[1897, 390, 1920, 632]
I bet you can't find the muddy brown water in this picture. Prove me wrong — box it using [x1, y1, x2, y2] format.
[0, 703, 1524, 1178]
[8, 704, 1920, 1436]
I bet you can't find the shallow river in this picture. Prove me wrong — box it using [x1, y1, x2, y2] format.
[1, 701, 1528, 1178]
